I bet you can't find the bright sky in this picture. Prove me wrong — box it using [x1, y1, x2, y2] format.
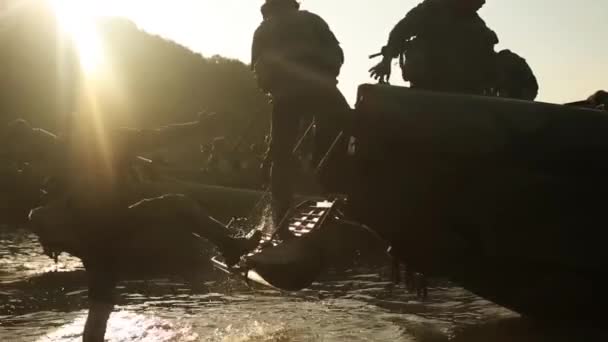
[35, 0, 608, 104]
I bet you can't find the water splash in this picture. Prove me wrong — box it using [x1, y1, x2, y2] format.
[253, 203, 275, 237]
[229, 202, 275, 239]
[36, 311, 199, 342]
[0, 230, 82, 284]
[213, 321, 293, 342]
[2, 228, 543, 342]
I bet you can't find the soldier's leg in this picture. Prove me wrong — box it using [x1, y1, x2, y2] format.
[270, 98, 301, 236]
[311, 86, 349, 165]
[82, 258, 117, 342]
[405, 268, 415, 292]
[127, 194, 259, 266]
[312, 86, 351, 194]
[28, 197, 119, 342]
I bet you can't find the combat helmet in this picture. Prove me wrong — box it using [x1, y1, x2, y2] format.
[261, 0, 300, 18]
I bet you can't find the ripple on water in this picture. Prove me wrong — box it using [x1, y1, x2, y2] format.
[8, 297, 414, 342]
[7, 228, 578, 342]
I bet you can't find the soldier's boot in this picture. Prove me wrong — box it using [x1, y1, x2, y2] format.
[128, 194, 262, 267]
[220, 230, 263, 267]
[183, 201, 262, 267]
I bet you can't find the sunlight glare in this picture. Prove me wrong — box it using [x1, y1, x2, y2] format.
[50, 0, 104, 74]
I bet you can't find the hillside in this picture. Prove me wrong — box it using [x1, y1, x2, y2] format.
[0, 1, 270, 143]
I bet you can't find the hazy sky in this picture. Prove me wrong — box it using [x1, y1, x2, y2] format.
[25, 0, 608, 104]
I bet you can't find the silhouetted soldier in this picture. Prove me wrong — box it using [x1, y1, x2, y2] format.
[565, 90, 608, 110]
[251, 0, 351, 236]
[9, 117, 260, 342]
[494, 49, 539, 101]
[370, 0, 498, 94]
[5, 118, 258, 262]
[588, 90, 608, 110]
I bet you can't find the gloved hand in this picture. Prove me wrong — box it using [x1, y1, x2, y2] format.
[369, 57, 392, 84]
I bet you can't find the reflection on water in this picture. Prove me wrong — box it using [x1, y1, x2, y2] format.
[1, 228, 606, 341]
[0, 230, 82, 284]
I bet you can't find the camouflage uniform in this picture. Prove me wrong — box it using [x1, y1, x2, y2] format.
[252, 6, 351, 229]
[378, 0, 498, 93]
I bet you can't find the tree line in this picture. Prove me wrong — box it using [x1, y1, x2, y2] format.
[0, 1, 271, 150]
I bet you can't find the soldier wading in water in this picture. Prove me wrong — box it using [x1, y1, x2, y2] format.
[3, 117, 261, 342]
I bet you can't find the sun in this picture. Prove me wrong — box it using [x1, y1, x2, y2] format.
[50, 0, 105, 74]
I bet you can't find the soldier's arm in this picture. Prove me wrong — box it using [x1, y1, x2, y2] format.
[117, 120, 206, 154]
[120, 111, 223, 154]
[474, 14, 499, 45]
[251, 31, 259, 71]
[251, 23, 275, 91]
[384, 3, 427, 58]
[32, 128, 59, 146]
[251, 24, 266, 71]
[522, 61, 539, 101]
[312, 14, 344, 67]
[1, 119, 59, 162]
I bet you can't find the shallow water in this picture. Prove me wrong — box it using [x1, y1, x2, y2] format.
[1, 228, 605, 342]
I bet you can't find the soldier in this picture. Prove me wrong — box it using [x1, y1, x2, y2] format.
[494, 49, 539, 101]
[565, 90, 608, 110]
[5, 117, 259, 263]
[370, 0, 498, 94]
[588, 90, 608, 110]
[251, 0, 351, 236]
[12, 117, 261, 342]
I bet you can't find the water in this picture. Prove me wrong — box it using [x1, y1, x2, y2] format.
[1, 228, 605, 342]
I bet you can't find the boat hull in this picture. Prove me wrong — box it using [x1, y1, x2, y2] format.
[349, 84, 608, 319]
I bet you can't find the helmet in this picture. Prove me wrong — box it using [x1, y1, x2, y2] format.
[452, 0, 486, 12]
[264, 0, 299, 5]
[262, 0, 300, 15]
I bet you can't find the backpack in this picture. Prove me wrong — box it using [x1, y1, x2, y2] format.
[253, 10, 344, 90]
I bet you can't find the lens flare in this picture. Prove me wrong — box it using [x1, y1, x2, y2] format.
[50, 0, 104, 74]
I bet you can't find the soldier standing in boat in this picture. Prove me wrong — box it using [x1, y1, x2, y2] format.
[370, 0, 498, 95]
[251, 0, 351, 237]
